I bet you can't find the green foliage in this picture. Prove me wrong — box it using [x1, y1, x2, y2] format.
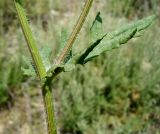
[57, 24, 160, 134]
[21, 56, 36, 76]
[90, 12, 103, 42]
[21, 46, 52, 76]
[43, 14, 156, 80]
[59, 28, 72, 63]
[33, 12, 155, 134]
[40, 46, 52, 71]
[2, 0, 157, 134]
[83, 15, 156, 62]
[65, 15, 156, 67]
[60, 28, 69, 51]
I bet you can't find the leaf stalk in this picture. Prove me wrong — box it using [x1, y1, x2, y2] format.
[55, 0, 94, 64]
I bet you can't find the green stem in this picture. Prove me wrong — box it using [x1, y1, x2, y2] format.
[42, 82, 57, 134]
[55, 0, 94, 64]
[15, 0, 94, 134]
[14, 1, 57, 134]
[14, 0, 46, 79]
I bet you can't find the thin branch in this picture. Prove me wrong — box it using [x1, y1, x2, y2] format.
[14, 1, 57, 134]
[14, 0, 46, 79]
[54, 0, 94, 65]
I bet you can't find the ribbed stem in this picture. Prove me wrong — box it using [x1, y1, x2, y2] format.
[42, 83, 57, 134]
[14, 0, 46, 79]
[14, 1, 57, 134]
[14, 0, 94, 134]
[55, 0, 94, 64]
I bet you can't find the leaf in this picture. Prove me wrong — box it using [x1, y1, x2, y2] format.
[70, 37, 105, 64]
[90, 12, 103, 42]
[56, 28, 72, 63]
[39, 46, 52, 71]
[21, 46, 52, 76]
[64, 50, 73, 63]
[21, 56, 36, 76]
[60, 28, 69, 51]
[66, 12, 103, 64]
[84, 28, 137, 62]
[69, 15, 156, 64]
[64, 63, 75, 72]
[46, 15, 156, 79]
[46, 64, 75, 77]
[105, 15, 156, 40]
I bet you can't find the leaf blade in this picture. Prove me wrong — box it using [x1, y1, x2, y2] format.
[70, 15, 156, 64]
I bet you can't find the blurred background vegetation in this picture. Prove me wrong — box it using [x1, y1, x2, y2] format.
[0, 0, 160, 134]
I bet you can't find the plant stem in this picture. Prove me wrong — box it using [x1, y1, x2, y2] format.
[42, 82, 57, 134]
[14, 1, 57, 134]
[14, 0, 46, 79]
[55, 0, 94, 64]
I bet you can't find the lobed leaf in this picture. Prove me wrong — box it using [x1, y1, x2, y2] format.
[39, 46, 52, 71]
[44, 15, 156, 79]
[90, 12, 103, 42]
[46, 64, 75, 78]
[56, 28, 72, 64]
[84, 28, 137, 62]
[60, 28, 69, 52]
[22, 46, 52, 76]
[69, 15, 156, 64]
[105, 15, 156, 40]
[21, 56, 36, 76]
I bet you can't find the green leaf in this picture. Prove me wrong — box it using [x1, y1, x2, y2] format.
[32, 15, 156, 79]
[39, 46, 52, 71]
[57, 28, 73, 63]
[64, 63, 75, 72]
[21, 56, 36, 76]
[90, 12, 103, 42]
[21, 46, 52, 76]
[84, 28, 137, 62]
[46, 63, 75, 78]
[64, 50, 73, 63]
[69, 15, 156, 64]
[60, 28, 69, 51]
[105, 15, 156, 40]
